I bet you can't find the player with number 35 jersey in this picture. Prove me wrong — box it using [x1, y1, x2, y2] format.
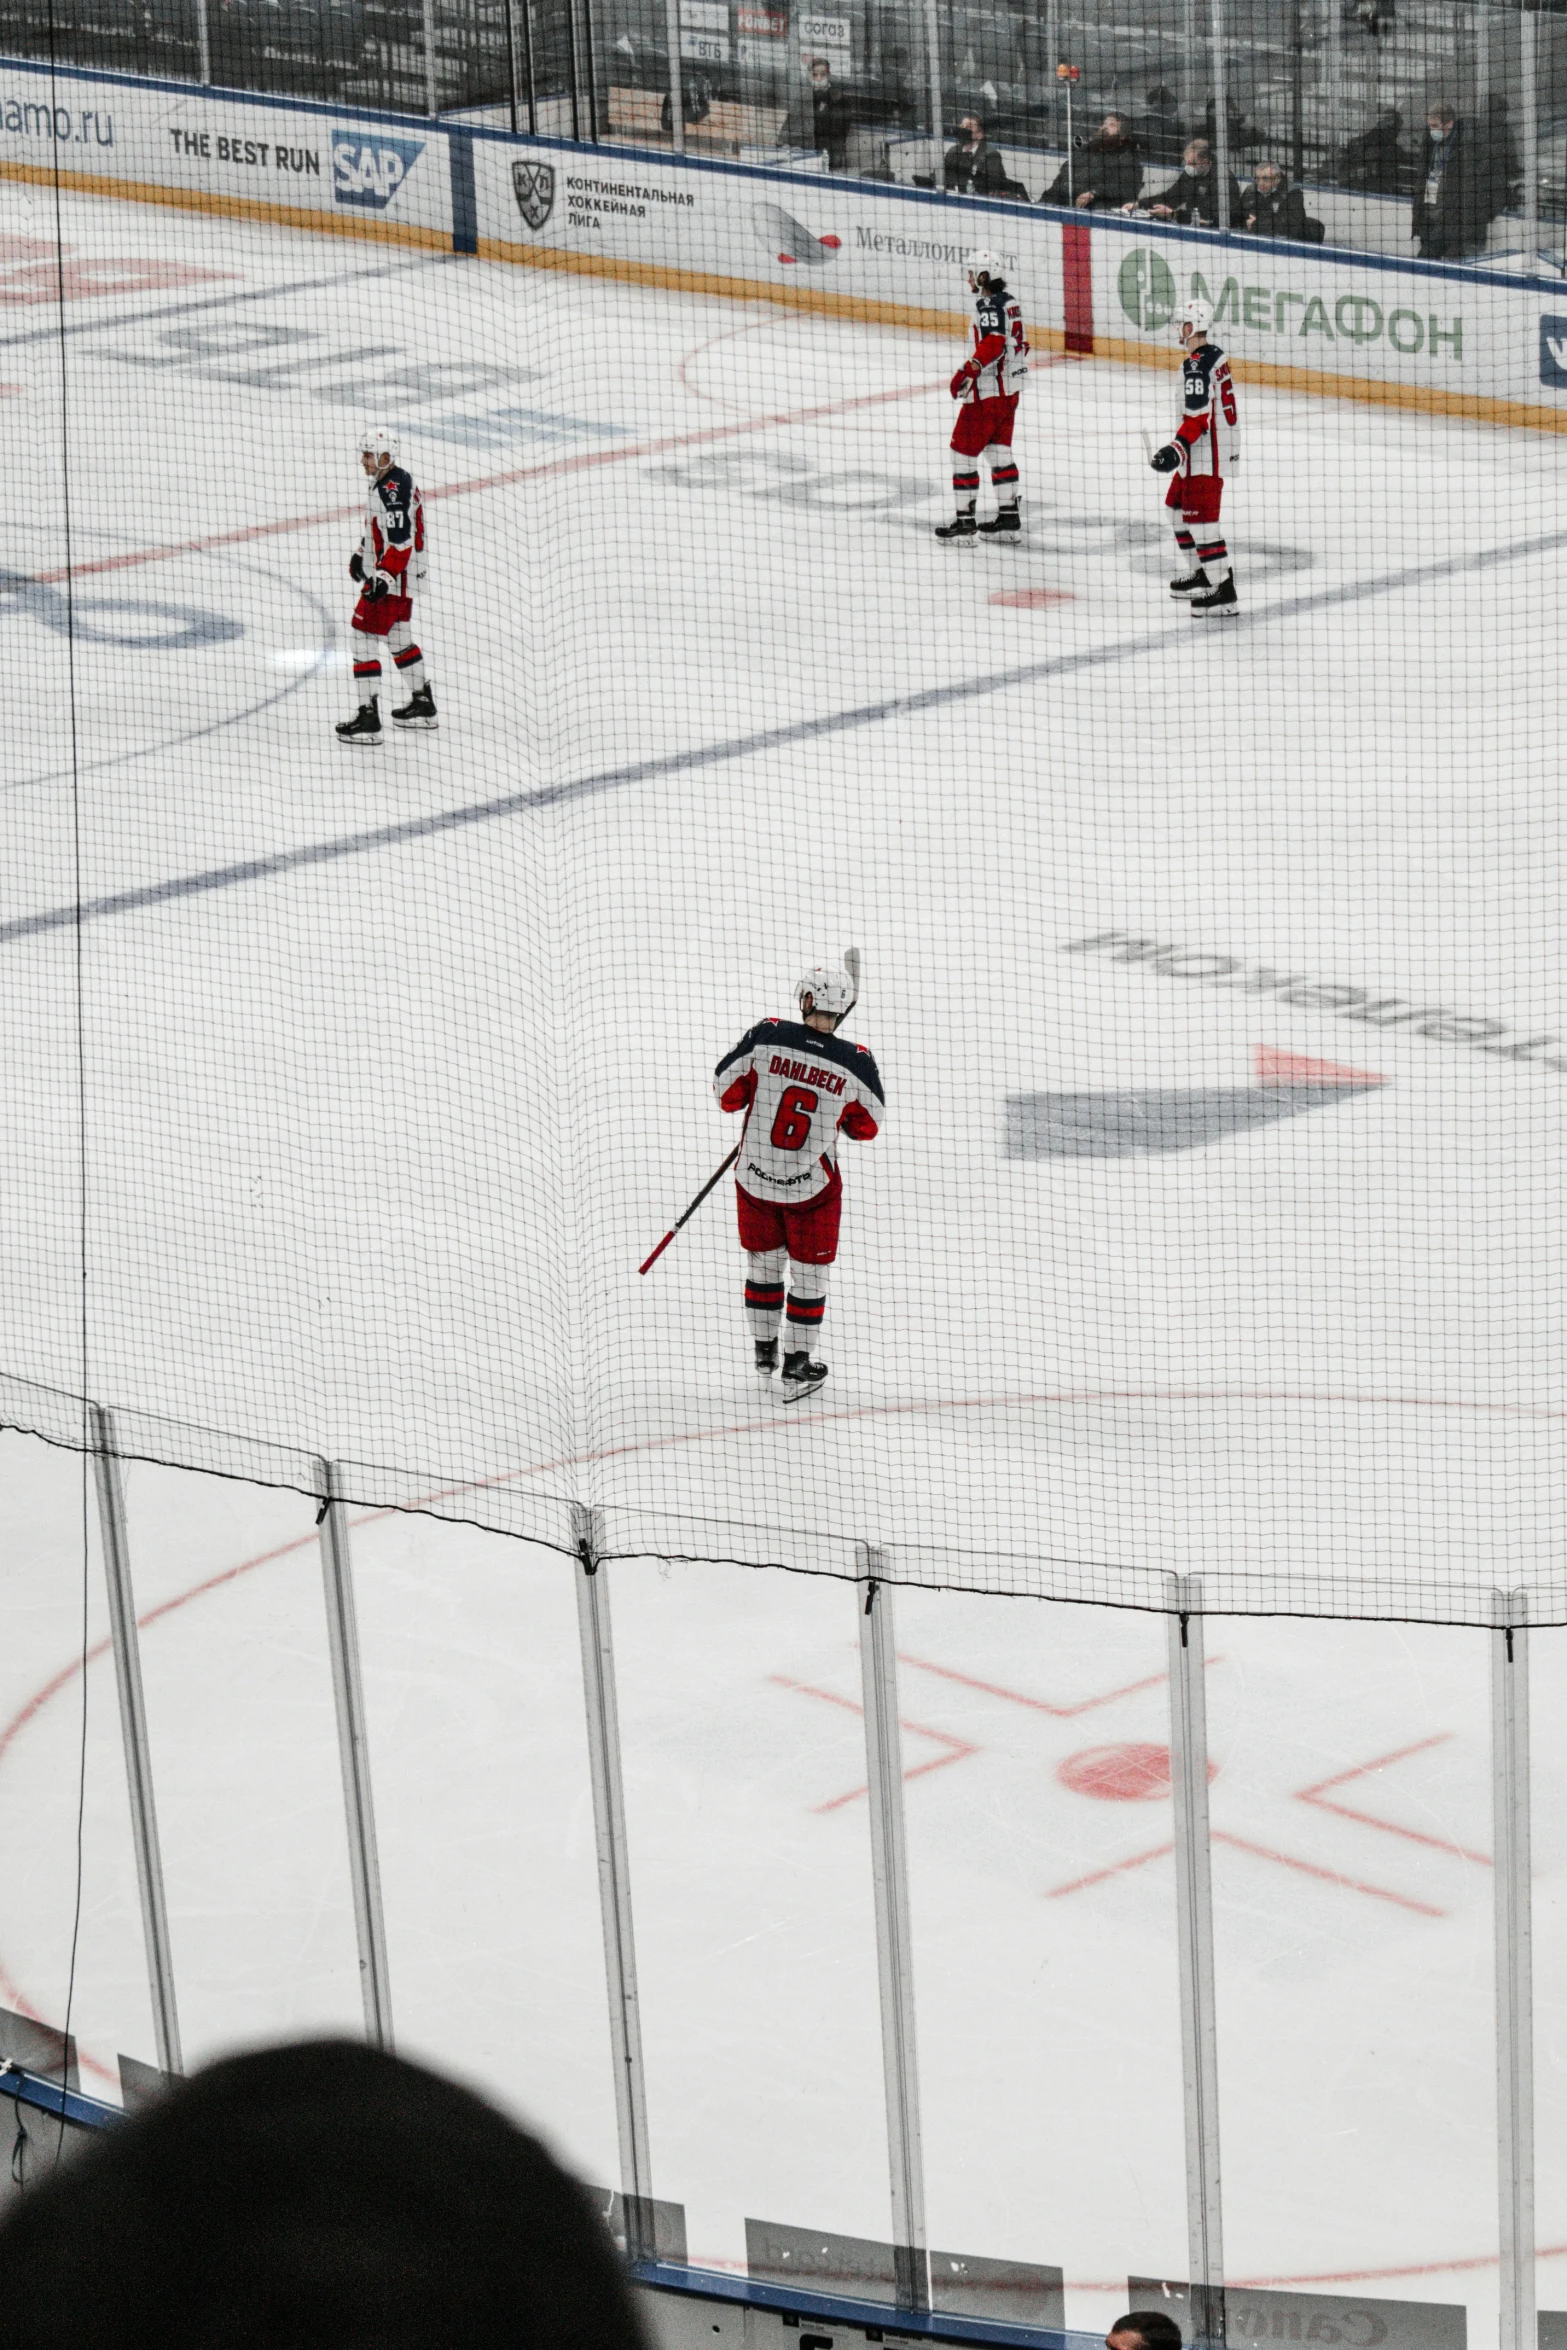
[714, 965, 884, 1402]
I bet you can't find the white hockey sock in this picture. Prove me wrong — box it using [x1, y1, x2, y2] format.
[351, 629, 383, 705]
[989, 453, 1020, 509]
[744, 1249, 785, 1343]
[784, 1261, 828, 1356]
[1172, 524, 1200, 576]
[1193, 526, 1231, 585]
[389, 622, 426, 696]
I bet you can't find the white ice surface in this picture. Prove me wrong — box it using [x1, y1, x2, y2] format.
[0, 181, 1565, 2337]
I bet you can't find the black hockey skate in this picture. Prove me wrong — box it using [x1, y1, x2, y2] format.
[335, 698, 383, 747]
[1190, 575, 1239, 618]
[392, 683, 439, 731]
[934, 514, 977, 541]
[1170, 566, 1209, 597]
[779, 1350, 829, 1403]
[755, 1338, 778, 1381]
[978, 508, 1022, 541]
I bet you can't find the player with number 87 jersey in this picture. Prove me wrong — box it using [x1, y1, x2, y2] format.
[714, 965, 884, 1401]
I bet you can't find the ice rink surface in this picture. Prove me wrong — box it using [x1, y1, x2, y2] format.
[3, 180, 1566, 2336]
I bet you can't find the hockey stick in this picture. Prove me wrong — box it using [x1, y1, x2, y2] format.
[843, 945, 861, 1017]
[1140, 427, 1157, 463]
[639, 1145, 741, 1275]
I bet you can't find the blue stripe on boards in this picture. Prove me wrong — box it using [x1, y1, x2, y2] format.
[448, 128, 478, 255]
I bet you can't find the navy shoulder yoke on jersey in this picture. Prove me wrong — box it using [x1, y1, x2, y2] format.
[715, 1017, 884, 1104]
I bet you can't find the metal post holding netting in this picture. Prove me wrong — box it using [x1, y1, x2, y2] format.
[89, 1404, 184, 2080]
[574, 1505, 655, 2259]
[1521, 7, 1541, 275]
[317, 1462, 394, 2052]
[666, 0, 685, 156]
[857, 1552, 929, 2314]
[1168, 1575, 1223, 2347]
[1210, 0, 1232, 240]
[1492, 1589, 1534, 2350]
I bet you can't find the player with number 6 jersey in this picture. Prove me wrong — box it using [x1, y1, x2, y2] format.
[714, 964, 884, 1402]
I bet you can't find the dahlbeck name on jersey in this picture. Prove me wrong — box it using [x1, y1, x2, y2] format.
[715, 1018, 884, 1205]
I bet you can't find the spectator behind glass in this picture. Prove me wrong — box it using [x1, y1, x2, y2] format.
[1339, 104, 1404, 193]
[1243, 159, 1312, 238]
[944, 115, 1014, 199]
[807, 55, 854, 171]
[1127, 137, 1243, 228]
[1040, 114, 1144, 210]
[1411, 101, 1511, 261]
[0, 2039, 651, 2350]
[1107, 2315, 1186, 2350]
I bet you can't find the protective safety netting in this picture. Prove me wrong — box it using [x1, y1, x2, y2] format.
[5, 25, 1565, 1631]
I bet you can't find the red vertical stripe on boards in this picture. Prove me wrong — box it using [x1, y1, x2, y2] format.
[1062, 220, 1094, 354]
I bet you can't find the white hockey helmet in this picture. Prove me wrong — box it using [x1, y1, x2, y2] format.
[1177, 296, 1213, 343]
[797, 962, 855, 1021]
[964, 247, 1002, 291]
[358, 422, 401, 469]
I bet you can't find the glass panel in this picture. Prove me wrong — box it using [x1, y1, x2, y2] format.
[1208, 1617, 1496, 2348]
[899, 1585, 1187, 2340]
[358, 1514, 619, 2182]
[611, 1555, 887, 2273]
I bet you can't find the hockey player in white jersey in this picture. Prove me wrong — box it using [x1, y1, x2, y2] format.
[337, 425, 438, 746]
[1148, 298, 1240, 615]
[714, 963, 884, 1401]
[935, 250, 1029, 542]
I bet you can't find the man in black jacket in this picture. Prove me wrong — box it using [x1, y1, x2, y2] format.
[1129, 138, 1242, 228]
[1040, 114, 1143, 210]
[1411, 103, 1491, 260]
[943, 115, 1017, 198]
[1243, 159, 1315, 239]
[807, 56, 854, 170]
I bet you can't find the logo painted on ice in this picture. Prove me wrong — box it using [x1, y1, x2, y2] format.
[512, 159, 556, 231]
[1117, 248, 1177, 330]
[331, 131, 424, 208]
[1540, 315, 1567, 386]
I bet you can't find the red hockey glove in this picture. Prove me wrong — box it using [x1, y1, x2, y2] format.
[950, 365, 975, 399]
[362, 573, 392, 600]
[1149, 443, 1182, 473]
[349, 550, 365, 582]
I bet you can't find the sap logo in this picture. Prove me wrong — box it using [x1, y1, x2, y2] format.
[1540, 315, 1567, 386]
[331, 131, 424, 209]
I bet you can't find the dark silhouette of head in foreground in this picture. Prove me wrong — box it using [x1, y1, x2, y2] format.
[0, 2038, 649, 2350]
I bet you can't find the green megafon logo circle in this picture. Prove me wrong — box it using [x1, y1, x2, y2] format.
[1117, 248, 1177, 329]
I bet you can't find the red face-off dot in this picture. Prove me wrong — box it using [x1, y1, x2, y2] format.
[1057, 1741, 1216, 1800]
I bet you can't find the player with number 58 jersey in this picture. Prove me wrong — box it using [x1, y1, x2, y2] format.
[714, 966, 884, 1402]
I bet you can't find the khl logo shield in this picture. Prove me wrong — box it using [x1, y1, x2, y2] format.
[1117, 248, 1177, 330]
[331, 131, 424, 209]
[512, 160, 556, 231]
[1540, 315, 1567, 387]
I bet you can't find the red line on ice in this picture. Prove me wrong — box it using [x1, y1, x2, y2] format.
[900, 1652, 1174, 1717]
[767, 1673, 978, 1810]
[1295, 1732, 1491, 1865]
[29, 379, 952, 586]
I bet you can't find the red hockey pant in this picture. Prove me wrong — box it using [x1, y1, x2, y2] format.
[950, 392, 1020, 513]
[1166, 472, 1229, 580]
[738, 1172, 841, 1348]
